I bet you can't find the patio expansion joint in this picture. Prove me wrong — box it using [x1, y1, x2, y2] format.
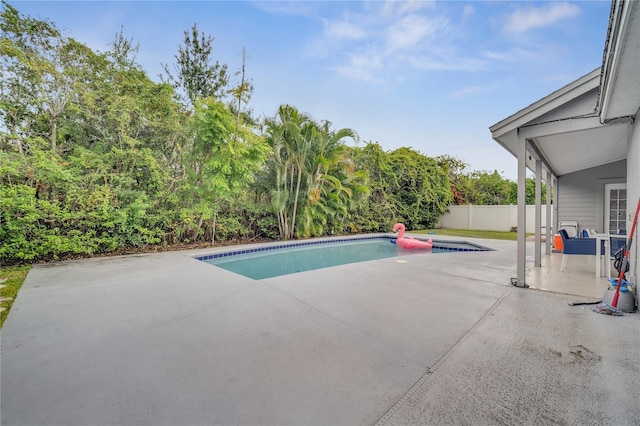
[374, 287, 514, 426]
[257, 280, 418, 362]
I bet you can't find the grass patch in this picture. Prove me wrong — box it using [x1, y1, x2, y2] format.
[0, 265, 31, 328]
[414, 228, 531, 241]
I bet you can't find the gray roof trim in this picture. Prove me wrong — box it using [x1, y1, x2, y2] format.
[596, 0, 619, 114]
[489, 68, 600, 138]
[598, 0, 638, 119]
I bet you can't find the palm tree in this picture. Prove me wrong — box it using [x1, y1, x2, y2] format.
[263, 105, 311, 239]
[299, 122, 367, 237]
[262, 105, 365, 239]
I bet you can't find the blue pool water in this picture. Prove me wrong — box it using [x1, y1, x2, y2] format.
[199, 237, 489, 280]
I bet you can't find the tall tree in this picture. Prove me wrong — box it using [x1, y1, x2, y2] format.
[505, 178, 547, 205]
[262, 105, 309, 239]
[0, 4, 186, 262]
[108, 26, 140, 71]
[162, 23, 228, 106]
[297, 119, 367, 237]
[1, 0, 75, 153]
[386, 147, 452, 230]
[261, 105, 365, 239]
[348, 142, 397, 232]
[227, 47, 255, 137]
[178, 97, 268, 241]
[471, 170, 512, 205]
[436, 155, 476, 205]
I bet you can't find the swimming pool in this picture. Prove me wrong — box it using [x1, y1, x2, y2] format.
[197, 236, 490, 280]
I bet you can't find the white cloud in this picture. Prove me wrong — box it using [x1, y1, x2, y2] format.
[310, 3, 473, 83]
[324, 19, 367, 40]
[349, 48, 385, 72]
[408, 54, 488, 72]
[251, 1, 319, 16]
[333, 63, 383, 84]
[503, 2, 581, 34]
[380, 0, 436, 17]
[308, 1, 577, 85]
[448, 85, 489, 99]
[483, 41, 565, 68]
[483, 50, 518, 63]
[462, 5, 474, 19]
[385, 14, 443, 51]
[333, 46, 386, 84]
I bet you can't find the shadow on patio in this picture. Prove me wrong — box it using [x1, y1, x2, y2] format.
[526, 252, 616, 300]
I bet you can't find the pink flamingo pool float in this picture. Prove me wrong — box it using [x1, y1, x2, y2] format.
[392, 223, 433, 250]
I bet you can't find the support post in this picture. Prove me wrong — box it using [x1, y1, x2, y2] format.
[515, 133, 528, 287]
[553, 176, 559, 235]
[546, 170, 552, 255]
[535, 159, 542, 267]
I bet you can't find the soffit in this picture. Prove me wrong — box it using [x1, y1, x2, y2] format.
[532, 123, 628, 176]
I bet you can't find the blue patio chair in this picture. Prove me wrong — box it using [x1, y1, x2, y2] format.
[610, 234, 627, 257]
[559, 229, 604, 272]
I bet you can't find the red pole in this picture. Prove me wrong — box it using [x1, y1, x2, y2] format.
[611, 197, 640, 308]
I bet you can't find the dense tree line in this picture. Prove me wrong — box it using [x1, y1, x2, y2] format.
[438, 155, 547, 206]
[0, 3, 536, 265]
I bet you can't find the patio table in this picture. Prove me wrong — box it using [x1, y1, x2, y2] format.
[596, 234, 628, 279]
[595, 234, 610, 278]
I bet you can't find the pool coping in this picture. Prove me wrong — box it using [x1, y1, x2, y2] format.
[194, 234, 492, 262]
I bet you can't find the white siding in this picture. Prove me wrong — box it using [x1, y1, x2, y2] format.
[557, 160, 626, 233]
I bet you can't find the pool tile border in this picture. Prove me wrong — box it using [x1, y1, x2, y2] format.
[194, 236, 490, 261]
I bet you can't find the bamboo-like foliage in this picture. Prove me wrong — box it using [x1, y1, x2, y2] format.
[262, 105, 366, 239]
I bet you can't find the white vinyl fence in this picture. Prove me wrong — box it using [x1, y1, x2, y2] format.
[438, 205, 551, 233]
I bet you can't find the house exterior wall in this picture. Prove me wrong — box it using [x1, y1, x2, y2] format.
[556, 160, 626, 234]
[627, 115, 639, 287]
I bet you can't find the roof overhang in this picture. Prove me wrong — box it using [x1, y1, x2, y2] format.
[489, 69, 629, 177]
[598, 0, 640, 121]
[490, 0, 639, 178]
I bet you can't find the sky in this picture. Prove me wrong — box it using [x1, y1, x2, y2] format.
[10, 1, 612, 180]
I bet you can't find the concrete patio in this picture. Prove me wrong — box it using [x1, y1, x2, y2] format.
[1, 235, 638, 425]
